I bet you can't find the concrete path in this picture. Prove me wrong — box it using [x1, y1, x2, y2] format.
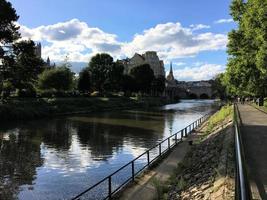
[117, 138, 191, 200]
[238, 104, 267, 200]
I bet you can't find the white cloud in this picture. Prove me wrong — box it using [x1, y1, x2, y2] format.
[214, 18, 234, 24]
[18, 19, 227, 65]
[123, 22, 227, 60]
[170, 64, 225, 81]
[19, 19, 123, 62]
[173, 62, 186, 66]
[189, 24, 210, 31]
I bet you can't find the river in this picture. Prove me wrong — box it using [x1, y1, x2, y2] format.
[0, 99, 216, 200]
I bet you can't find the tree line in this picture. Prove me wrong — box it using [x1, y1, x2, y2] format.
[218, 0, 267, 98]
[0, 0, 165, 101]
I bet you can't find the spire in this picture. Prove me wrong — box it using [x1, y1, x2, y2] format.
[166, 61, 175, 82]
[46, 57, 50, 66]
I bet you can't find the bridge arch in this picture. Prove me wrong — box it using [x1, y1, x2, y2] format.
[199, 93, 210, 99]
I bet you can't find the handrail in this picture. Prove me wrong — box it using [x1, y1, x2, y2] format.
[70, 113, 211, 200]
[234, 104, 251, 200]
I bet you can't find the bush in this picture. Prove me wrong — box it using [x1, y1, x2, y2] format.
[38, 66, 74, 91]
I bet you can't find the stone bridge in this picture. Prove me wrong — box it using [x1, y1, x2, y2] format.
[186, 86, 214, 99]
[165, 85, 215, 99]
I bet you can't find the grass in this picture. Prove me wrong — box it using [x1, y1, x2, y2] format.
[0, 96, 170, 121]
[252, 99, 267, 113]
[151, 177, 168, 200]
[204, 104, 233, 136]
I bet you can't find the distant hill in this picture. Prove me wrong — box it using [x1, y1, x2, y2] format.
[55, 62, 87, 74]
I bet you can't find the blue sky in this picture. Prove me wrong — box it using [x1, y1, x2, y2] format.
[10, 0, 236, 81]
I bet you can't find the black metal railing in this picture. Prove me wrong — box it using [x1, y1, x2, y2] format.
[71, 114, 210, 200]
[234, 104, 251, 200]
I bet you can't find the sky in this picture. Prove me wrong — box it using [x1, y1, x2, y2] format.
[9, 0, 236, 81]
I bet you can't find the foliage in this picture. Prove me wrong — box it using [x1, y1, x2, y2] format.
[212, 73, 226, 99]
[0, 0, 20, 44]
[89, 53, 114, 92]
[130, 64, 155, 94]
[151, 177, 168, 200]
[78, 67, 91, 92]
[151, 75, 166, 96]
[104, 61, 124, 92]
[12, 40, 44, 91]
[121, 74, 137, 96]
[225, 0, 267, 97]
[37, 66, 74, 91]
[0, 0, 20, 100]
[205, 105, 233, 136]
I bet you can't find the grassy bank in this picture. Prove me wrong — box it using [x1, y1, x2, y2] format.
[164, 105, 234, 199]
[0, 96, 171, 121]
[251, 98, 267, 113]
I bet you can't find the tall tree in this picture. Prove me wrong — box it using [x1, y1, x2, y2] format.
[130, 64, 155, 94]
[104, 61, 124, 92]
[0, 0, 20, 99]
[12, 40, 44, 94]
[88, 53, 113, 93]
[0, 0, 20, 44]
[151, 75, 165, 96]
[78, 67, 91, 93]
[121, 74, 137, 96]
[225, 0, 267, 97]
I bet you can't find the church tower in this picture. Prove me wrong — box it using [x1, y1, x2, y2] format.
[166, 62, 175, 82]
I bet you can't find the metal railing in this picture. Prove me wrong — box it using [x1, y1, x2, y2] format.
[234, 104, 251, 200]
[71, 113, 210, 200]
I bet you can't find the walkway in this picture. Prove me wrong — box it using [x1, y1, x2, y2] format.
[117, 138, 191, 200]
[238, 104, 267, 200]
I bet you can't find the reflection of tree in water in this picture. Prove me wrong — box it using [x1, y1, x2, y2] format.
[74, 120, 163, 161]
[166, 112, 175, 135]
[40, 119, 72, 150]
[0, 130, 43, 200]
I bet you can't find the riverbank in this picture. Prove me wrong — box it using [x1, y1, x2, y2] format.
[0, 96, 172, 121]
[116, 105, 233, 200]
[167, 104, 234, 200]
[116, 106, 234, 200]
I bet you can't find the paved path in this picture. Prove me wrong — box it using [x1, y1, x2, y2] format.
[238, 104, 267, 200]
[117, 138, 191, 200]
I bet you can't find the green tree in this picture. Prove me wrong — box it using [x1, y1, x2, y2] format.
[38, 66, 74, 91]
[0, 0, 20, 99]
[78, 67, 91, 93]
[121, 74, 137, 96]
[151, 75, 166, 96]
[104, 61, 124, 92]
[89, 53, 114, 92]
[225, 0, 267, 97]
[212, 73, 226, 99]
[12, 40, 44, 95]
[0, 0, 20, 44]
[130, 64, 155, 94]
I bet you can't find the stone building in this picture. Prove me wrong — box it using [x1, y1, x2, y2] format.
[34, 42, 41, 58]
[119, 51, 165, 78]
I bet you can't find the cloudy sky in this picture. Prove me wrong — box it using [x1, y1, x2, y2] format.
[10, 0, 235, 81]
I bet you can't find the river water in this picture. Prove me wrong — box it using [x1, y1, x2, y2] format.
[0, 100, 216, 200]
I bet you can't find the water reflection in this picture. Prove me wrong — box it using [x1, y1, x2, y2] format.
[0, 100, 215, 200]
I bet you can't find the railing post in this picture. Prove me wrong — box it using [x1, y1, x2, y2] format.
[175, 133, 177, 144]
[185, 127, 187, 137]
[131, 161, 135, 181]
[108, 176, 112, 199]
[159, 143, 161, 156]
[181, 129, 184, 139]
[147, 151, 150, 166]
[168, 138, 170, 150]
[189, 125, 191, 133]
